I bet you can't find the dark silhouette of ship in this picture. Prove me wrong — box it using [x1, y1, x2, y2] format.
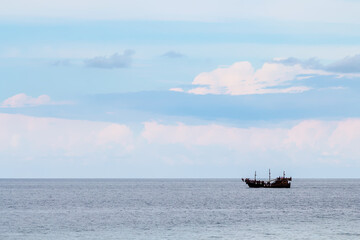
[242, 169, 292, 188]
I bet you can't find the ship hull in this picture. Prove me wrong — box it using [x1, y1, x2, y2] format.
[242, 178, 291, 188]
[266, 183, 291, 188]
[246, 182, 264, 188]
[246, 183, 291, 188]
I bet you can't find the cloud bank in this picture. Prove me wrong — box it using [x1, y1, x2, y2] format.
[0, 114, 133, 159]
[142, 119, 360, 165]
[1, 113, 360, 171]
[84, 50, 134, 69]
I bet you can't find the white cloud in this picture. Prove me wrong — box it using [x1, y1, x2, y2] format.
[142, 119, 360, 165]
[182, 57, 360, 96]
[0, 114, 133, 158]
[169, 88, 185, 93]
[187, 61, 331, 95]
[1, 93, 68, 108]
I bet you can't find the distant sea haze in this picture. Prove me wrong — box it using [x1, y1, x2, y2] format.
[1, 179, 359, 239]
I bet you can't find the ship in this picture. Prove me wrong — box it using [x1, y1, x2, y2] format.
[242, 169, 292, 188]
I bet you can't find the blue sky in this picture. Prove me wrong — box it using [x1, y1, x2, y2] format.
[1, 0, 360, 178]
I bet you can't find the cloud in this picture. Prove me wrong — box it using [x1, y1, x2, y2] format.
[97, 124, 134, 150]
[142, 119, 360, 165]
[161, 51, 185, 58]
[273, 55, 360, 74]
[181, 55, 360, 96]
[1, 93, 53, 108]
[272, 57, 323, 69]
[0, 113, 133, 158]
[169, 88, 185, 93]
[2, 112, 360, 173]
[186, 61, 332, 95]
[326, 54, 360, 73]
[142, 121, 287, 150]
[84, 50, 134, 69]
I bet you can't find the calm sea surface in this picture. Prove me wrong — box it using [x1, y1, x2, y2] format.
[0, 179, 359, 240]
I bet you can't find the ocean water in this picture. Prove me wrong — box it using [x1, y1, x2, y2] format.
[0, 179, 359, 240]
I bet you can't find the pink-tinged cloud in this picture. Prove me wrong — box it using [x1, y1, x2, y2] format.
[0, 114, 133, 158]
[142, 119, 360, 165]
[142, 121, 287, 151]
[97, 124, 134, 151]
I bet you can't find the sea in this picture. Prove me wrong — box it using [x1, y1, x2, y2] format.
[0, 179, 359, 240]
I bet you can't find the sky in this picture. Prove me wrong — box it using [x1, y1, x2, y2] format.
[1, 0, 360, 178]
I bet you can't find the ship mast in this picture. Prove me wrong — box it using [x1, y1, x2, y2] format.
[254, 171, 256, 181]
[269, 169, 271, 182]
